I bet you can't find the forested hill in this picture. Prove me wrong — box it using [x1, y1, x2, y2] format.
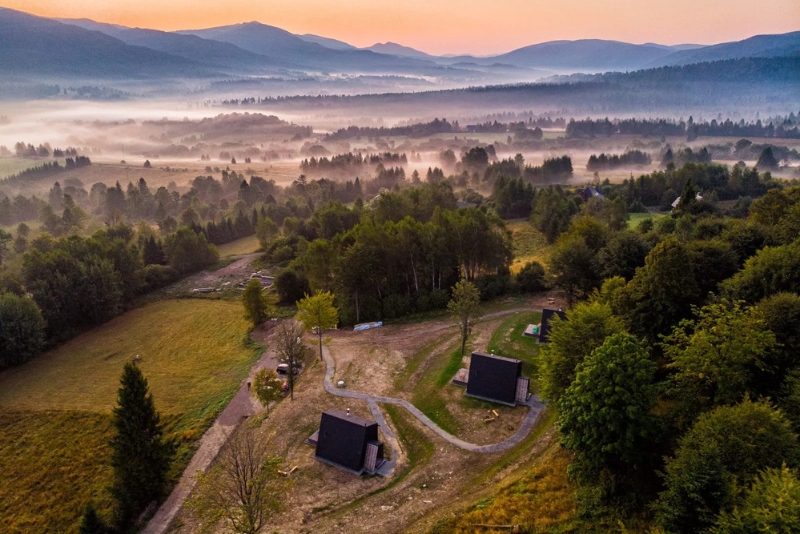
[246, 56, 800, 115]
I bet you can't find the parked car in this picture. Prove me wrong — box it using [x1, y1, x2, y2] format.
[276, 363, 300, 376]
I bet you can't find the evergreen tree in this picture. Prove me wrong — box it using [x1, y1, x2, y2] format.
[756, 147, 779, 170]
[110, 362, 174, 530]
[78, 502, 107, 534]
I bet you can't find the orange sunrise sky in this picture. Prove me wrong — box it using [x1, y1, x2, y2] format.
[5, 0, 800, 55]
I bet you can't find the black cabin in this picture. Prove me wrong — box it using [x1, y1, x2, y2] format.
[539, 308, 566, 343]
[314, 409, 383, 473]
[466, 352, 523, 406]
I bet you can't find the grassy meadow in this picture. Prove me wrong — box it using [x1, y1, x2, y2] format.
[216, 234, 261, 257]
[507, 220, 550, 273]
[627, 211, 667, 229]
[0, 299, 260, 533]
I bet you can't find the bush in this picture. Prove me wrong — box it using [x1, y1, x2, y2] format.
[516, 261, 546, 293]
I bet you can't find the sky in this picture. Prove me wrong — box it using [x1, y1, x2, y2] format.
[8, 0, 800, 55]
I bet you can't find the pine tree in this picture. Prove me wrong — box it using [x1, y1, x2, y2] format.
[110, 362, 174, 530]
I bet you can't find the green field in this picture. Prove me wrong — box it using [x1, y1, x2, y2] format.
[627, 211, 667, 229]
[0, 299, 261, 533]
[216, 234, 261, 257]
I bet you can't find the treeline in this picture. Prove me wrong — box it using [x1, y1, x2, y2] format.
[1, 157, 91, 187]
[12, 142, 81, 158]
[567, 116, 800, 140]
[1, 224, 219, 369]
[483, 155, 573, 186]
[299, 152, 408, 178]
[706, 138, 800, 163]
[325, 118, 457, 140]
[586, 150, 651, 171]
[662, 146, 711, 166]
[604, 161, 773, 211]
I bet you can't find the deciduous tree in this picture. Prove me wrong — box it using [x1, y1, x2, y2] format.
[296, 291, 338, 361]
[273, 320, 311, 401]
[0, 292, 46, 369]
[448, 279, 482, 358]
[558, 334, 659, 500]
[656, 400, 799, 534]
[539, 301, 625, 404]
[252, 369, 283, 413]
[189, 427, 284, 534]
[242, 279, 272, 328]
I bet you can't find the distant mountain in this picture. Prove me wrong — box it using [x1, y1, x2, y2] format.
[298, 34, 356, 51]
[652, 31, 800, 67]
[0, 8, 215, 79]
[490, 39, 681, 71]
[365, 42, 436, 60]
[58, 18, 296, 73]
[258, 56, 800, 116]
[178, 22, 437, 73]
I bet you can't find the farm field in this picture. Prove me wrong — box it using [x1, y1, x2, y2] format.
[0, 299, 260, 533]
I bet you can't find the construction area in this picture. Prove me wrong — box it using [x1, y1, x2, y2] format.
[166, 293, 564, 534]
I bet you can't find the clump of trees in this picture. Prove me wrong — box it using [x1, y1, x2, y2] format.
[586, 150, 651, 171]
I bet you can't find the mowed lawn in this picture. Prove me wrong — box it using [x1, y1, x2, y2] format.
[0, 299, 261, 534]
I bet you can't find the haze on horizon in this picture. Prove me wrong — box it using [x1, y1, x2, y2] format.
[10, 0, 800, 55]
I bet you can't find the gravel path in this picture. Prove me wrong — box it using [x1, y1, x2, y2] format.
[322, 305, 547, 453]
[141, 345, 279, 534]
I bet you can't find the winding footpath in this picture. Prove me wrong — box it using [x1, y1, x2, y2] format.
[142, 307, 545, 534]
[321, 345, 545, 454]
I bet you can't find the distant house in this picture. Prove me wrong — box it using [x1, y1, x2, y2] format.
[672, 192, 703, 209]
[313, 409, 384, 474]
[539, 308, 566, 343]
[466, 352, 529, 406]
[578, 186, 605, 202]
[456, 200, 478, 209]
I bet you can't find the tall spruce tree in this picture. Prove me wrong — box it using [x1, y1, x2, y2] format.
[110, 362, 174, 530]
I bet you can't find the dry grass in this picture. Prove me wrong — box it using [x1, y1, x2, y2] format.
[431, 441, 578, 534]
[216, 234, 261, 257]
[508, 220, 550, 273]
[0, 299, 257, 414]
[0, 411, 115, 534]
[0, 299, 261, 533]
